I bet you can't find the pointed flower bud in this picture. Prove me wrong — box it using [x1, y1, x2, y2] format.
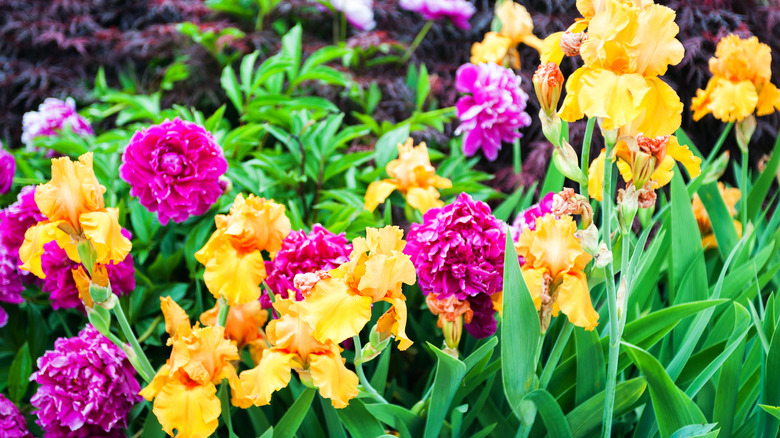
[704, 151, 730, 185]
[533, 62, 564, 116]
[553, 141, 588, 185]
[736, 114, 756, 153]
[617, 186, 639, 234]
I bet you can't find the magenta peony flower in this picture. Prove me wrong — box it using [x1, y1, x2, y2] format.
[30, 325, 142, 437]
[41, 230, 135, 311]
[0, 244, 24, 327]
[263, 224, 352, 308]
[120, 118, 228, 225]
[21, 97, 93, 149]
[399, 0, 475, 29]
[0, 393, 32, 437]
[0, 186, 46, 254]
[0, 142, 14, 194]
[454, 63, 532, 161]
[404, 192, 505, 338]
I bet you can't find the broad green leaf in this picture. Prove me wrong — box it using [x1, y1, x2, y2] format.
[669, 423, 719, 438]
[760, 404, 780, 421]
[273, 387, 315, 438]
[8, 342, 31, 403]
[758, 319, 780, 437]
[540, 159, 565, 194]
[424, 343, 467, 438]
[747, 131, 780, 221]
[714, 306, 748, 438]
[221, 65, 243, 113]
[697, 182, 739, 258]
[416, 64, 430, 111]
[374, 124, 410, 169]
[140, 404, 166, 438]
[240, 51, 260, 95]
[218, 384, 239, 438]
[624, 342, 706, 438]
[523, 389, 572, 438]
[575, 328, 605, 404]
[280, 24, 302, 80]
[501, 233, 541, 421]
[338, 399, 386, 438]
[566, 378, 647, 438]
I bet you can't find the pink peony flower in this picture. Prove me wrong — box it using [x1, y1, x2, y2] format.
[510, 192, 555, 238]
[0, 186, 45, 254]
[21, 97, 93, 149]
[0, 142, 14, 194]
[263, 224, 352, 308]
[454, 63, 532, 161]
[328, 0, 375, 31]
[30, 325, 142, 437]
[0, 244, 24, 327]
[120, 118, 228, 225]
[404, 192, 505, 338]
[0, 393, 32, 437]
[399, 0, 476, 29]
[40, 230, 135, 311]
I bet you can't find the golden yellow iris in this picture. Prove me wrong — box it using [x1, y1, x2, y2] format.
[470, 2, 542, 67]
[298, 226, 416, 350]
[515, 214, 598, 330]
[691, 34, 780, 123]
[19, 152, 131, 278]
[195, 194, 291, 305]
[200, 301, 268, 351]
[559, 0, 684, 135]
[364, 138, 451, 214]
[140, 297, 249, 438]
[239, 298, 359, 408]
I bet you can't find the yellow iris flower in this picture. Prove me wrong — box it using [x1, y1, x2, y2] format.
[19, 152, 131, 278]
[691, 183, 743, 249]
[140, 297, 249, 438]
[515, 214, 598, 330]
[200, 301, 269, 351]
[195, 194, 291, 305]
[298, 226, 416, 350]
[691, 34, 780, 123]
[496, 2, 543, 52]
[239, 298, 359, 408]
[365, 138, 451, 214]
[558, 0, 685, 135]
[471, 32, 518, 67]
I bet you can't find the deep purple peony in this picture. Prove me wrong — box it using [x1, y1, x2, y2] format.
[454, 63, 532, 161]
[0, 142, 14, 194]
[21, 97, 94, 149]
[399, 0, 475, 29]
[404, 192, 505, 338]
[30, 325, 142, 437]
[263, 224, 352, 308]
[0, 244, 24, 327]
[41, 230, 135, 311]
[120, 118, 228, 225]
[0, 393, 32, 437]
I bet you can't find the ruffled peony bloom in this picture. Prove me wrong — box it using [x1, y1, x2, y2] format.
[0, 244, 25, 327]
[326, 0, 375, 31]
[515, 214, 597, 331]
[298, 226, 416, 350]
[692, 182, 742, 249]
[0, 142, 14, 194]
[399, 0, 475, 30]
[141, 297, 249, 438]
[120, 118, 228, 225]
[0, 186, 45, 255]
[404, 192, 505, 338]
[30, 325, 142, 437]
[364, 138, 452, 214]
[19, 153, 132, 280]
[195, 194, 291, 305]
[21, 97, 94, 149]
[240, 298, 359, 408]
[40, 229, 135, 310]
[264, 224, 351, 307]
[691, 34, 780, 123]
[454, 63, 532, 161]
[0, 393, 32, 437]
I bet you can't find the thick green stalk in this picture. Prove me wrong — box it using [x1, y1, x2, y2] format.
[216, 297, 230, 327]
[741, 148, 749, 228]
[601, 139, 619, 438]
[112, 301, 155, 383]
[580, 118, 596, 197]
[540, 321, 573, 389]
[352, 335, 388, 404]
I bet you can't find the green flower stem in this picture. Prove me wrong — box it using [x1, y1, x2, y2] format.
[601, 139, 619, 438]
[112, 300, 155, 383]
[513, 138, 522, 175]
[401, 20, 433, 64]
[580, 118, 596, 198]
[540, 320, 573, 389]
[216, 297, 230, 327]
[352, 335, 388, 404]
[617, 228, 631, 336]
[741, 148, 749, 228]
